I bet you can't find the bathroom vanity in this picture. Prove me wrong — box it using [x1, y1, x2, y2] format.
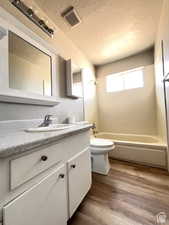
[0, 124, 92, 225]
[0, 7, 91, 225]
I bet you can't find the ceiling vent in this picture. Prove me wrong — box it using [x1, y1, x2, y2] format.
[61, 6, 81, 27]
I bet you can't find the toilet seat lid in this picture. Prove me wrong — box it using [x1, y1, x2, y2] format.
[90, 138, 114, 148]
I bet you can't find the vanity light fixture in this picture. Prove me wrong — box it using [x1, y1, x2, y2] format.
[9, 0, 54, 37]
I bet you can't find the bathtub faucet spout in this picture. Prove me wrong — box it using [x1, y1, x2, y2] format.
[92, 122, 98, 137]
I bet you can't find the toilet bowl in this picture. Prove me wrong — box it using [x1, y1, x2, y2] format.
[90, 138, 115, 175]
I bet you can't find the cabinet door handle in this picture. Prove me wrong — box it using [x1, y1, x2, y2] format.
[41, 155, 48, 161]
[70, 164, 76, 169]
[59, 174, 65, 179]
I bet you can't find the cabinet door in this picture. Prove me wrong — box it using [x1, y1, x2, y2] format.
[68, 148, 91, 218]
[3, 164, 67, 225]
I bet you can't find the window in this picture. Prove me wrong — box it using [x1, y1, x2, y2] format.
[106, 67, 144, 93]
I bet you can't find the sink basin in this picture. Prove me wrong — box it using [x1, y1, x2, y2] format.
[25, 124, 75, 133]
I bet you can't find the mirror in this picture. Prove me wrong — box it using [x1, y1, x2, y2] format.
[72, 64, 83, 98]
[9, 31, 52, 96]
[66, 59, 83, 98]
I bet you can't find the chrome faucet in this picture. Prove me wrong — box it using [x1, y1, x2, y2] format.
[39, 115, 53, 127]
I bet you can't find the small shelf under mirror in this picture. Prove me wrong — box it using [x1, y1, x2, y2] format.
[0, 89, 61, 106]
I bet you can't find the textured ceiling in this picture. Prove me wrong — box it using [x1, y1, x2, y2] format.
[35, 0, 163, 65]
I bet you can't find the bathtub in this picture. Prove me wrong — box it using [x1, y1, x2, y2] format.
[95, 132, 167, 168]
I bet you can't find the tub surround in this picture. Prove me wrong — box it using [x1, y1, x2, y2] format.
[0, 120, 92, 158]
[96, 50, 157, 136]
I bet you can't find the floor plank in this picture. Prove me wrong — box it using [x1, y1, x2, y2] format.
[68, 159, 169, 225]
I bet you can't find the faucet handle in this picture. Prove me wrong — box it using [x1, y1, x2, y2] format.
[39, 115, 53, 127]
[44, 114, 52, 121]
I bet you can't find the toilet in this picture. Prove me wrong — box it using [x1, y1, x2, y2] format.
[90, 138, 115, 175]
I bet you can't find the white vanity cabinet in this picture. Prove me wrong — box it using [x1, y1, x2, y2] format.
[0, 129, 91, 225]
[3, 164, 67, 225]
[68, 148, 91, 217]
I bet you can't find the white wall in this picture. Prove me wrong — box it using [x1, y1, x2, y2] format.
[154, 0, 169, 143]
[96, 50, 158, 136]
[0, 1, 98, 124]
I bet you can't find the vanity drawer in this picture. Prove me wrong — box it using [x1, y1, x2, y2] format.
[10, 143, 64, 190]
[9, 131, 90, 190]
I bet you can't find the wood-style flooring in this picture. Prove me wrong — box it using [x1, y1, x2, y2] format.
[68, 159, 169, 225]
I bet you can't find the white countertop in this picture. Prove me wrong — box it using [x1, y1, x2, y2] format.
[0, 124, 92, 158]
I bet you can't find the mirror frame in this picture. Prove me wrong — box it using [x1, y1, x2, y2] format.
[66, 59, 84, 99]
[0, 8, 60, 106]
